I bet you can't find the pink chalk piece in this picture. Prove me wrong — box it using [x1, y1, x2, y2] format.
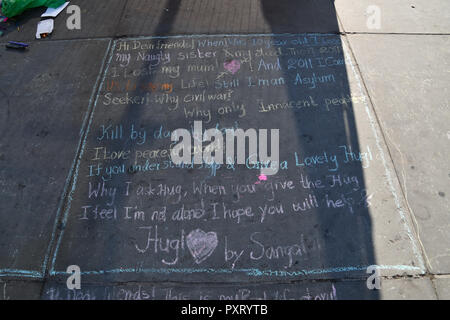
[258, 174, 267, 181]
[255, 174, 267, 184]
[223, 59, 241, 74]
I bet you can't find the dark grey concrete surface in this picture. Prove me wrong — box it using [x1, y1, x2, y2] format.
[117, 0, 340, 36]
[51, 34, 385, 289]
[0, 279, 42, 300]
[40, 280, 345, 300]
[0, 39, 110, 275]
[0, 0, 448, 299]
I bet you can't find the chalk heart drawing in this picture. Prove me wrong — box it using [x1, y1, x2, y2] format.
[186, 229, 218, 264]
[223, 59, 241, 74]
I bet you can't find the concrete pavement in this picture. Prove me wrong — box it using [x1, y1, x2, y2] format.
[0, 0, 448, 299]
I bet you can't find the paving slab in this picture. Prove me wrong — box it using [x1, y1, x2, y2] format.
[334, 0, 450, 33]
[41, 279, 378, 300]
[379, 277, 437, 299]
[46, 34, 424, 293]
[346, 34, 450, 274]
[39, 277, 439, 300]
[117, 0, 340, 36]
[0, 0, 124, 42]
[0, 280, 43, 300]
[433, 277, 450, 299]
[0, 39, 110, 278]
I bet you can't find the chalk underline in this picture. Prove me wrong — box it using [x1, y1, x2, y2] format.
[0, 264, 422, 279]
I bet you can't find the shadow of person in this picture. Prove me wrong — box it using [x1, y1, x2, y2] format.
[258, 0, 380, 299]
[261, 0, 340, 33]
